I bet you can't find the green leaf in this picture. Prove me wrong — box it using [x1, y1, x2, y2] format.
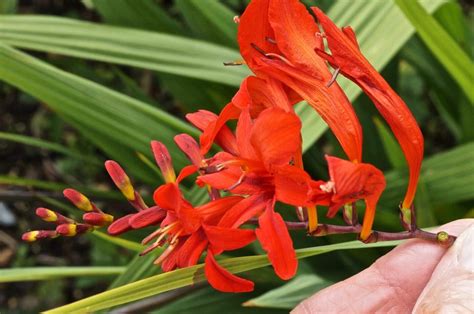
[44, 240, 400, 314]
[373, 117, 405, 169]
[243, 274, 332, 310]
[395, 0, 474, 104]
[0, 43, 197, 183]
[176, 0, 237, 47]
[300, 0, 446, 151]
[0, 131, 101, 165]
[0, 267, 124, 283]
[0, 0, 16, 14]
[91, 0, 183, 34]
[0, 15, 250, 86]
[90, 232, 144, 253]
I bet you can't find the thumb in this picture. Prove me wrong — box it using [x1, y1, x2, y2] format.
[413, 224, 474, 313]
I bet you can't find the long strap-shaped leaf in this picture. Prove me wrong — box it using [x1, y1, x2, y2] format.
[0, 267, 125, 283]
[44, 240, 400, 314]
[0, 15, 249, 86]
[395, 0, 474, 104]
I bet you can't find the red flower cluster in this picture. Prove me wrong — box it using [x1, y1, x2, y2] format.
[23, 0, 424, 293]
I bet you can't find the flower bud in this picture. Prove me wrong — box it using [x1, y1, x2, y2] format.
[63, 189, 93, 212]
[56, 223, 91, 237]
[105, 160, 135, 201]
[83, 212, 114, 226]
[36, 207, 73, 224]
[151, 141, 176, 183]
[22, 230, 58, 242]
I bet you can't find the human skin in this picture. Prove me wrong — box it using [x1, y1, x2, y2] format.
[292, 219, 473, 313]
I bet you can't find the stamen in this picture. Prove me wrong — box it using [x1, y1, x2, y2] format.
[142, 222, 179, 245]
[315, 32, 326, 38]
[153, 242, 178, 265]
[225, 171, 246, 192]
[264, 53, 295, 67]
[265, 36, 276, 44]
[233, 16, 240, 24]
[250, 43, 267, 57]
[326, 67, 340, 87]
[223, 61, 245, 66]
[320, 181, 335, 193]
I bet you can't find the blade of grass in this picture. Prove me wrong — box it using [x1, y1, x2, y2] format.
[0, 267, 125, 283]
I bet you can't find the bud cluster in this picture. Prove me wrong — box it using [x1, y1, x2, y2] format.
[22, 189, 114, 242]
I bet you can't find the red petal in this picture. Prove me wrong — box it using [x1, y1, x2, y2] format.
[273, 164, 312, 206]
[195, 196, 244, 224]
[186, 110, 238, 155]
[107, 214, 134, 236]
[176, 165, 198, 184]
[199, 103, 240, 155]
[219, 194, 268, 228]
[153, 183, 181, 211]
[313, 7, 423, 208]
[255, 206, 297, 280]
[177, 202, 202, 234]
[204, 225, 256, 253]
[236, 109, 257, 160]
[259, 60, 363, 163]
[177, 229, 208, 267]
[250, 107, 301, 168]
[326, 156, 386, 218]
[268, 0, 324, 77]
[174, 134, 202, 167]
[205, 251, 254, 293]
[129, 206, 166, 229]
[237, 0, 279, 72]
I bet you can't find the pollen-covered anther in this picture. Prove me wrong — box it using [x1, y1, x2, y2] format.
[22, 230, 58, 242]
[56, 223, 91, 237]
[233, 15, 240, 24]
[105, 160, 136, 201]
[320, 181, 335, 193]
[83, 212, 114, 226]
[63, 188, 93, 212]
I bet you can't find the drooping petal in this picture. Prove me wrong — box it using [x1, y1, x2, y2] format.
[107, 214, 134, 236]
[313, 7, 423, 209]
[129, 206, 166, 229]
[255, 204, 298, 280]
[177, 229, 208, 268]
[273, 164, 312, 206]
[204, 225, 256, 253]
[326, 155, 386, 216]
[250, 107, 302, 168]
[259, 60, 363, 163]
[186, 110, 238, 155]
[205, 250, 254, 293]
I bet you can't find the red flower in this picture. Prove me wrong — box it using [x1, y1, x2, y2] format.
[199, 107, 323, 279]
[312, 7, 424, 210]
[237, 0, 363, 163]
[107, 140, 258, 292]
[324, 156, 386, 240]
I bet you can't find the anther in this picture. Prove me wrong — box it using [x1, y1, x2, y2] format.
[223, 61, 245, 66]
[265, 36, 276, 44]
[250, 43, 268, 57]
[320, 181, 335, 193]
[233, 16, 240, 24]
[326, 68, 340, 87]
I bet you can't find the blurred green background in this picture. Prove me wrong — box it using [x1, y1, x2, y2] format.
[0, 0, 473, 312]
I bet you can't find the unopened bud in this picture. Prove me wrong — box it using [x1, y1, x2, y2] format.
[105, 160, 135, 201]
[83, 212, 114, 226]
[36, 207, 74, 224]
[22, 230, 58, 242]
[56, 223, 91, 237]
[151, 141, 176, 183]
[63, 189, 93, 212]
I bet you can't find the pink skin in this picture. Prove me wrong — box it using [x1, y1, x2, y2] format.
[292, 219, 473, 313]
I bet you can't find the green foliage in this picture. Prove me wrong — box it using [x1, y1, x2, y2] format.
[0, 267, 124, 283]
